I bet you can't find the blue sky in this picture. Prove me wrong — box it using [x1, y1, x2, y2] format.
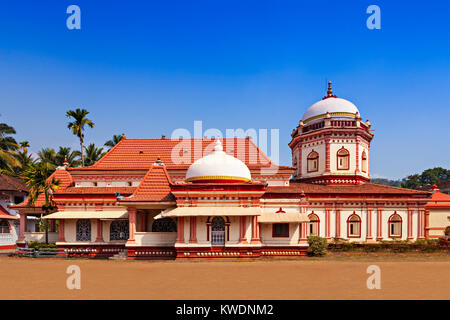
[0, 0, 449, 179]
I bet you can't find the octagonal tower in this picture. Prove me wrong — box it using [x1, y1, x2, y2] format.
[289, 82, 374, 185]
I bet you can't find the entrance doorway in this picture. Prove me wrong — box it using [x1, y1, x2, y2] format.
[211, 216, 225, 246]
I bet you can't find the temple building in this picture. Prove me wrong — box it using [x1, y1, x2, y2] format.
[12, 83, 436, 259]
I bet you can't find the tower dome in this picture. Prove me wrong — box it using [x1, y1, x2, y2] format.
[185, 139, 252, 183]
[301, 82, 359, 124]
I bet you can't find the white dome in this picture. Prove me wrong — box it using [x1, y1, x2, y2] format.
[186, 139, 252, 183]
[302, 97, 359, 124]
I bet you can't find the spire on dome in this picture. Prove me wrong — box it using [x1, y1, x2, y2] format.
[214, 138, 223, 152]
[323, 81, 337, 100]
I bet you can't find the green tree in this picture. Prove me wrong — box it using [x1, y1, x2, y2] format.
[21, 162, 60, 243]
[66, 108, 95, 167]
[401, 167, 450, 189]
[55, 147, 81, 167]
[37, 148, 57, 167]
[84, 143, 106, 166]
[19, 141, 30, 153]
[104, 134, 123, 149]
[0, 122, 20, 169]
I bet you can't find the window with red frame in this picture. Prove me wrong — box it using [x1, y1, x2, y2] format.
[388, 214, 402, 238]
[347, 214, 361, 237]
[337, 147, 349, 170]
[272, 223, 289, 237]
[361, 151, 368, 173]
[307, 151, 319, 172]
[308, 214, 319, 236]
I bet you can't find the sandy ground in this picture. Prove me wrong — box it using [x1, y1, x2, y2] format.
[0, 255, 449, 300]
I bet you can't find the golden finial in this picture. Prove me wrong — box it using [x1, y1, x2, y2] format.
[327, 81, 333, 96]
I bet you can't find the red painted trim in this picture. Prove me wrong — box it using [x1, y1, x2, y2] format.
[361, 151, 367, 173]
[307, 151, 319, 173]
[366, 208, 373, 240]
[335, 209, 341, 238]
[346, 212, 361, 238]
[325, 208, 331, 238]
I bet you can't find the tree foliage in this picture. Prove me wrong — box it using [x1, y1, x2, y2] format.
[401, 167, 450, 189]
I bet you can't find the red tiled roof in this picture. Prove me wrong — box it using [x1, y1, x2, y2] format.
[69, 138, 286, 171]
[266, 182, 431, 196]
[0, 174, 28, 192]
[425, 191, 450, 208]
[56, 186, 136, 195]
[121, 163, 174, 202]
[11, 169, 74, 209]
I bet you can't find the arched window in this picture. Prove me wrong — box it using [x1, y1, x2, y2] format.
[110, 220, 129, 240]
[152, 217, 177, 232]
[361, 151, 368, 173]
[308, 213, 320, 236]
[76, 219, 91, 241]
[0, 220, 10, 234]
[211, 216, 226, 245]
[307, 151, 319, 172]
[337, 147, 350, 170]
[347, 213, 361, 238]
[388, 213, 402, 238]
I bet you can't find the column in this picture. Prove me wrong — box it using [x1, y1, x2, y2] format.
[95, 219, 104, 242]
[366, 208, 373, 241]
[325, 208, 331, 239]
[407, 207, 414, 240]
[127, 208, 137, 244]
[425, 210, 430, 238]
[189, 216, 197, 244]
[250, 216, 260, 244]
[176, 217, 185, 244]
[355, 137, 360, 173]
[325, 137, 331, 173]
[418, 209, 425, 239]
[376, 208, 383, 240]
[58, 220, 65, 242]
[335, 208, 341, 238]
[50, 220, 56, 232]
[297, 144, 302, 178]
[17, 213, 27, 242]
[239, 216, 247, 244]
[299, 222, 307, 243]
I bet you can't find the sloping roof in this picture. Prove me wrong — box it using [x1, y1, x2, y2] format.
[121, 163, 174, 202]
[266, 182, 431, 196]
[55, 186, 136, 195]
[0, 205, 18, 219]
[68, 138, 287, 171]
[11, 168, 74, 209]
[0, 174, 28, 192]
[425, 191, 450, 208]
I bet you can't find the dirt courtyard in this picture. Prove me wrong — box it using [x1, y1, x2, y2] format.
[0, 255, 449, 300]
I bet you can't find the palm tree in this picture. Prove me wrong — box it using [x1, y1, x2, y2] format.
[66, 108, 95, 167]
[84, 143, 106, 166]
[104, 134, 123, 149]
[1, 151, 36, 177]
[55, 147, 81, 167]
[19, 141, 30, 153]
[21, 162, 60, 243]
[0, 122, 19, 169]
[37, 148, 57, 167]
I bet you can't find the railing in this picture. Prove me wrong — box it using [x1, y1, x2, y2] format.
[16, 247, 67, 258]
[0, 233, 14, 246]
[211, 231, 225, 246]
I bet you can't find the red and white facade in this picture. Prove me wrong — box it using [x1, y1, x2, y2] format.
[12, 83, 433, 259]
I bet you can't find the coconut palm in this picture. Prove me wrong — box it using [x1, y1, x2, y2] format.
[21, 162, 60, 243]
[104, 134, 123, 149]
[0, 122, 19, 169]
[37, 148, 57, 167]
[66, 108, 95, 167]
[1, 151, 36, 177]
[55, 147, 81, 167]
[84, 143, 106, 166]
[19, 141, 30, 153]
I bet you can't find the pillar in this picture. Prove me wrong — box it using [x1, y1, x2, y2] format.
[250, 216, 260, 244]
[425, 210, 430, 238]
[407, 207, 414, 240]
[189, 216, 197, 244]
[176, 217, 185, 244]
[50, 220, 56, 232]
[299, 222, 307, 244]
[58, 220, 65, 242]
[366, 208, 373, 241]
[418, 209, 425, 239]
[239, 216, 247, 244]
[335, 209, 341, 238]
[325, 208, 331, 239]
[127, 208, 137, 244]
[17, 213, 27, 242]
[376, 208, 383, 240]
[95, 219, 104, 242]
[325, 137, 331, 173]
[355, 137, 360, 174]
